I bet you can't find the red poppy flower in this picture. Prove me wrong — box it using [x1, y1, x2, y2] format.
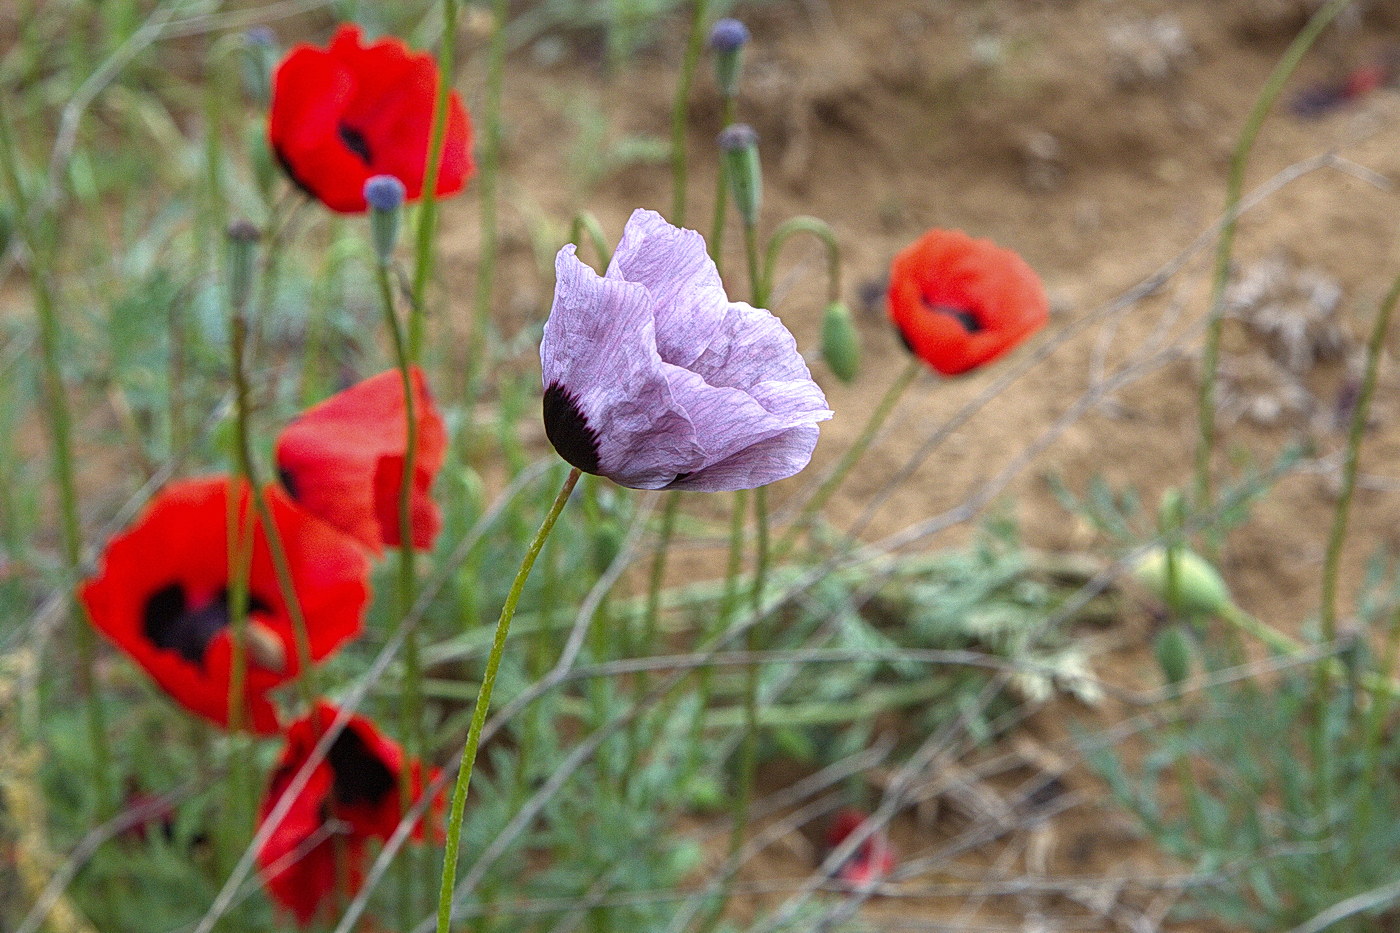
[825, 809, 896, 887]
[275, 368, 447, 555]
[887, 228, 1048, 376]
[269, 23, 474, 213]
[257, 702, 443, 926]
[79, 478, 369, 734]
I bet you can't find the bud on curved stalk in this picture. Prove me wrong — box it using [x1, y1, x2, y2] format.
[709, 18, 750, 99]
[225, 219, 261, 314]
[1132, 545, 1233, 620]
[364, 175, 406, 266]
[247, 122, 276, 202]
[717, 123, 761, 227]
[1154, 625, 1194, 693]
[821, 302, 861, 383]
[241, 27, 278, 108]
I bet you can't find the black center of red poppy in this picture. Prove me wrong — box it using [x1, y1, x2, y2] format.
[543, 383, 601, 475]
[327, 727, 397, 808]
[337, 123, 373, 165]
[142, 584, 272, 667]
[922, 296, 984, 334]
[278, 466, 300, 501]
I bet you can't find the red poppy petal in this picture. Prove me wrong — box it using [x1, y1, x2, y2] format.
[276, 368, 447, 554]
[79, 477, 369, 734]
[888, 229, 1048, 376]
[372, 455, 442, 550]
[257, 759, 363, 927]
[268, 23, 474, 213]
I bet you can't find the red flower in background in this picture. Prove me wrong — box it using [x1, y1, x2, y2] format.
[269, 24, 474, 213]
[80, 478, 369, 734]
[887, 229, 1048, 376]
[257, 702, 443, 926]
[825, 809, 896, 887]
[276, 368, 447, 554]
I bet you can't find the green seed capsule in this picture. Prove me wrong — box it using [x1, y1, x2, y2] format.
[1154, 625, 1194, 691]
[1132, 546, 1233, 619]
[821, 302, 861, 383]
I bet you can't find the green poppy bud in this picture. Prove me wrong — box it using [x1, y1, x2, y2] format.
[241, 27, 278, 108]
[708, 18, 750, 99]
[363, 175, 406, 266]
[248, 121, 276, 202]
[1132, 545, 1233, 619]
[821, 301, 861, 383]
[717, 124, 762, 227]
[1154, 625, 1194, 693]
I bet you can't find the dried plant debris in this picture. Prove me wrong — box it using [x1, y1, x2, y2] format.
[1104, 15, 1193, 88]
[1225, 254, 1349, 374]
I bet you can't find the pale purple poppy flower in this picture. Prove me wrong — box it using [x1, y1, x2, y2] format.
[541, 208, 832, 491]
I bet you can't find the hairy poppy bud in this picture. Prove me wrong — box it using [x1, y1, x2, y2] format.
[717, 124, 762, 227]
[709, 18, 750, 97]
[242, 27, 278, 108]
[364, 175, 406, 265]
[1154, 625, 1193, 693]
[1132, 546, 1233, 619]
[821, 302, 861, 383]
[225, 220, 261, 313]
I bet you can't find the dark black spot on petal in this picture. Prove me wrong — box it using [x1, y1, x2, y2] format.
[273, 145, 317, 200]
[895, 325, 916, 356]
[337, 123, 373, 165]
[278, 467, 299, 501]
[328, 727, 398, 808]
[143, 584, 273, 668]
[922, 296, 984, 334]
[543, 383, 601, 475]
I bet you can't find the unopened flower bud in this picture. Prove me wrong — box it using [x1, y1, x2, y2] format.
[364, 175, 406, 265]
[709, 18, 750, 98]
[1153, 625, 1193, 693]
[821, 302, 861, 383]
[717, 124, 762, 227]
[225, 220, 260, 313]
[241, 27, 278, 108]
[1132, 545, 1233, 619]
[247, 121, 276, 200]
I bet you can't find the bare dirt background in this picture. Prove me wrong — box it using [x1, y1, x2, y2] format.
[427, 0, 1400, 928]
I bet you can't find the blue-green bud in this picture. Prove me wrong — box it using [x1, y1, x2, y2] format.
[1154, 625, 1194, 693]
[1132, 546, 1233, 619]
[364, 175, 406, 265]
[709, 18, 750, 98]
[821, 302, 861, 383]
[717, 124, 762, 227]
[241, 27, 278, 108]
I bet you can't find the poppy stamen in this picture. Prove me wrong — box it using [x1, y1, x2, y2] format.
[327, 728, 398, 807]
[922, 296, 985, 334]
[142, 584, 273, 668]
[337, 123, 372, 164]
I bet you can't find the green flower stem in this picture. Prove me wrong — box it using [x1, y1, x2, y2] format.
[0, 94, 115, 827]
[707, 96, 738, 273]
[435, 466, 582, 933]
[1319, 270, 1400, 645]
[1192, 0, 1352, 522]
[459, 0, 508, 406]
[778, 355, 922, 558]
[227, 312, 322, 710]
[637, 491, 682, 701]
[570, 210, 614, 267]
[375, 257, 428, 927]
[763, 216, 841, 306]
[1330, 268, 1400, 834]
[670, 0, 711, 224]
[409, 0, 461, 361]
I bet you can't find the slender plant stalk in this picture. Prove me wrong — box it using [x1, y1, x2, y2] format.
[778, 356, 922, 557]
[375, 258, 428, 927]
[435, 467, 582, 933]
[570, 210, 614, 267]
[763, 216, 842, 305]
[708, 97, 737, 273]
[410, 0, 461, 334]
[670, 0, 711, 224]
[460, 0, 508, 409]
[1328, 269, 1400, 828]
[638, 491, 682, 700]
[0, 93, 115, 828]
[1193, 0, 1353, 517]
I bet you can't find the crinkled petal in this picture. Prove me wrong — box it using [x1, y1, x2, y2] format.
[542, 246, 706, 487]
[668, 424, 821, 491]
